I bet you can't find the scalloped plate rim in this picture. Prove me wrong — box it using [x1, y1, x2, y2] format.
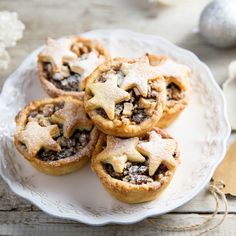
[0, 29, 231, 225]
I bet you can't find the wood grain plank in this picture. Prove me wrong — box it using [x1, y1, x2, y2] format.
[0, 212, 235, 236]
[0, 178, 37, 212]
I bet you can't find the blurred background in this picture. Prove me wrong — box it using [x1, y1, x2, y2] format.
[1, 0, 236, 88]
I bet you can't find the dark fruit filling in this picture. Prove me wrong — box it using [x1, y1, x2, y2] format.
[104, 162, 170, 185]
[22, 103, 91, 161]
[94, 69, 162, 124]
[167, 83, 184, 101]
[38, 126, 90, 161]
[42, 63, 82, 92]
[41, 42, 95, 92]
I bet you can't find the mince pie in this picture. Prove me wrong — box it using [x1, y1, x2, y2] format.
[38, 36, 110, 100]
[14, 97, 99, 175]
[147, 54, 191, 128]
[92, 128, 179, 203]
[84, 56, 166, 137]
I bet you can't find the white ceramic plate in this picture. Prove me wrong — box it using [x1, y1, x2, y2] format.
[0, 29, 230, 225]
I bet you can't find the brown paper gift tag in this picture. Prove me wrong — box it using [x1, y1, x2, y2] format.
[213, 140, 236, 196]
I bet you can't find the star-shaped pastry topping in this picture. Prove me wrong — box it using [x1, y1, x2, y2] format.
[104, 155, 128, 173]
[154, 59, 191, 82]
[51, 101, 93, 138]
[40, 37, 77, 72]
[137, 131, 177, 176]
[15, 121, 61, 157]
[120, 56, 162, 97]
[86, 77, 130, 120]
[97, 136, 146, 173]
[69, 51, 104, 78]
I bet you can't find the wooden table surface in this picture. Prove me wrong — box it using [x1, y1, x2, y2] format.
[1, 0, 236, 235]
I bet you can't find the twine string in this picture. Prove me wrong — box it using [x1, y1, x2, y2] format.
[197, 181, 228, 236]
[149, 180, 228, 235]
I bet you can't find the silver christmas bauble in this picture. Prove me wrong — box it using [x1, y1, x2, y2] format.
[199, 0, 236, 48]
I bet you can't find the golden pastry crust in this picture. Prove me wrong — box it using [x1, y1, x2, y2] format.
[14, 97, 99, 175]
[38, 36, 110, 100]
[147, 53, 191, 128]
[84, 57, 167, 137]
[92, 128, 179, 204]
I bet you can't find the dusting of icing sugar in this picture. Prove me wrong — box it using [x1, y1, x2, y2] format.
[69, 51, 105, 80]
[86, 77, 130, 120]
[154, 59, 190, 80]
[137, 131, 177, 176]
[40, 38, 77, 71]
[120, 56, 162, 97]
[97, 136, 145, 173]
[103, 71, 124, 87]
[15, 121, 61, 157]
